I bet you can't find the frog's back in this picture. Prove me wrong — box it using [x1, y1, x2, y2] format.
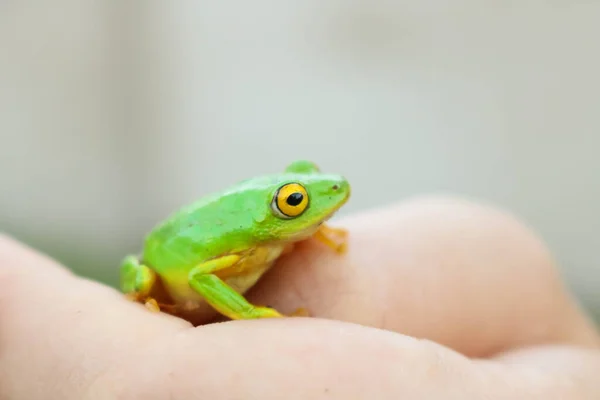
[141, 177, 276, 274]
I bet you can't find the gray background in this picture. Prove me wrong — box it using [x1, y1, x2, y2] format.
[1, 2, 599, 321]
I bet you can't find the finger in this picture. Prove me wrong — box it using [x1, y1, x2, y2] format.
[1, 236, 598, 399]
[0, 234, 187, 331]
[0, 235, 190, 397]
[85, 318, 600, 400]
[245, 196, 600, 356]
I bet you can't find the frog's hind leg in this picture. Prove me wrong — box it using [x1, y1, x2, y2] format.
[120, 255, 163, 312]
[188, 255, 285, 320]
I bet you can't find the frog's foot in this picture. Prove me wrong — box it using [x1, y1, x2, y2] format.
[314, 224, 348, 254]
[120, 255, 162, 311]
[124, 292, 162, 312]
[140, 298, 180, 314]
[188, 255, 287, 320]
[124, 290, 178, 315]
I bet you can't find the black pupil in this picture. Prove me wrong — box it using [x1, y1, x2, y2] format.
[286, 192, 304, 206]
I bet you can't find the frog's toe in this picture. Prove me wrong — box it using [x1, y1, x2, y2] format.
[335, 242, 348, 254]
[124, 292, 169, 314]
[144, 298, 161, 312]
[290, 307, 310, 317]
[313, 226, 349, 254]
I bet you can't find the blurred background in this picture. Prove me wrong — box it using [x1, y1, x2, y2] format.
[1, 2, 598, 322]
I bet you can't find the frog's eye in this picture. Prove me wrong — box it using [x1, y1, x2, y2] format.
[271, 183, 309, 219]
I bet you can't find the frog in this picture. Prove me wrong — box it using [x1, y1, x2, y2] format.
[119, 160, 351, 322]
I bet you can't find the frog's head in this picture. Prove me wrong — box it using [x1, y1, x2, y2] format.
[255, 161, 351, 242]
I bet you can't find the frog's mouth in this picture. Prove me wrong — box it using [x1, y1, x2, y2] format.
[321, 188, 351, 222]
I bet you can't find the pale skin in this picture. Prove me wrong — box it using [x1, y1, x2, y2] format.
[1, 196, 599, 399]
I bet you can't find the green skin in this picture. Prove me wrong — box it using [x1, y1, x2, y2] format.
[120, 160, 351, 321]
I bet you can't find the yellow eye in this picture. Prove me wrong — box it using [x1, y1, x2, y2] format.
[272, 183, 309, 218]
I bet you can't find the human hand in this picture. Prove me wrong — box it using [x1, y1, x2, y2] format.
[1, 197, 599, 399]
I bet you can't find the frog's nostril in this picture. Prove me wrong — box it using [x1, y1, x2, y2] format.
[332, 184, 339, 191]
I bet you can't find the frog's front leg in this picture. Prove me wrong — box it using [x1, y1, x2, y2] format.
[313, 224, 348, 253]
[120, 255, 162, 312]
[188, 255, 284, 320]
